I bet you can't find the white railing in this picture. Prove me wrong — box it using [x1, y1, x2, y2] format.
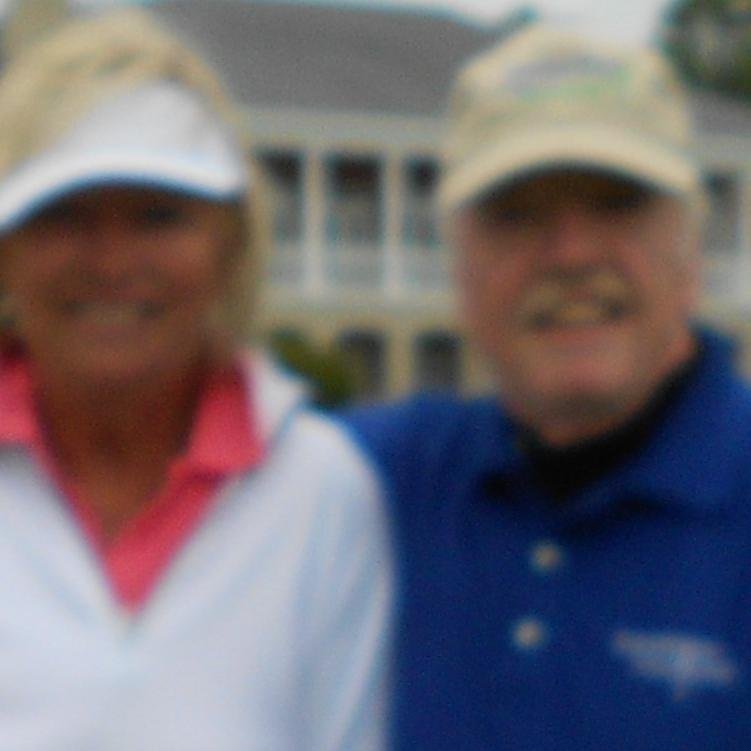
[268, 240, 455, 295]
[272, 241, 751, 310]
[703, 250, 751, 310]
[268, 242, 305, 286]
[402, 244, 451, 291]
[324, 243, 384, 288]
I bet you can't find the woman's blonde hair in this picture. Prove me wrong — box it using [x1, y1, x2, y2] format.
[0, 7, 268, 343]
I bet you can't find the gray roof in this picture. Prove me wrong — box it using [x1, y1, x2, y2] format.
[6, 0, 746, 134]
[151, 0, 751, 133]
[151, 0, 505, 115]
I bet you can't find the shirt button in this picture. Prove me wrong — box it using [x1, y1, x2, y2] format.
[530, 541, 564, 574]
[511, 617, 549, 651]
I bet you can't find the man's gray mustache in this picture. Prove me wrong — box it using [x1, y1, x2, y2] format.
[517, 270, 634, 327]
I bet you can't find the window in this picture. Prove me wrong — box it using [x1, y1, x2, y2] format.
[403, 159, 439, 248]
[401, 158, 449, 290]
[414, 332, 461, 392]
[258, 150, 303, 245]
[326, 156, 382, 246]
[703, 172, 740, 255]
[336, 331, 386, 401]
[324, 156, 384, 287]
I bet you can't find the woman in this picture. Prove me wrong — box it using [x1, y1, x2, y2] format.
[0, 9, 389, 750]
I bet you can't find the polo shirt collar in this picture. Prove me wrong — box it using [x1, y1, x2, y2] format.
[0, 352, 41, 447]
[474, 328, 749, 517]
[470, 397, 527, 486]
[0, 351, 266, 478]
[183, 360, 263, 476]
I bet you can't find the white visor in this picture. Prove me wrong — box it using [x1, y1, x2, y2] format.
[0, 81, 249, 233]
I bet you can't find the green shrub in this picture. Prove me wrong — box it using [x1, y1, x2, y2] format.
[267, 330, 358, 408]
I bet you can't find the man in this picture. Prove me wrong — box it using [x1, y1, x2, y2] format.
[344, 25, 751, 750]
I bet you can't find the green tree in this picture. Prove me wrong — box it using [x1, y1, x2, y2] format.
[662, 0, 751, 100]
[267, 330, 358, 409]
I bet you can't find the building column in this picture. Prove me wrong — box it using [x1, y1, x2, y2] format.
[736, 173, 751, 311]
[386, 325, 414, 396]
[383, 153, 404, 299]
[303, 151, 326, 296]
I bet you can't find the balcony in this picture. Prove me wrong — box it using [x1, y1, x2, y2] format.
[402, 243, 451, 290]
[269, 241, 305, 286]
[325, 242, 384, 288]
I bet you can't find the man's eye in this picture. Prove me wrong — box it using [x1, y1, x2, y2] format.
[594, 188, 652, 214]
[499, 206, 538, 222]
[483, 206, 540, 229]
[139, 204, 186, 227]
[475, 197, 539, 226]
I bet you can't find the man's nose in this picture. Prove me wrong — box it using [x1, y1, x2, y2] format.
[542, 206, 602, 267]
[85, 219, 139, 280]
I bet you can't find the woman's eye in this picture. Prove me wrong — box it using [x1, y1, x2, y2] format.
[32, 201, 87, 229]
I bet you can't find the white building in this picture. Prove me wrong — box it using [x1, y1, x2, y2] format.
[8, 0, 751, 397]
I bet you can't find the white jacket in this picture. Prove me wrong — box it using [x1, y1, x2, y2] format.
[0, 355, 391, 750]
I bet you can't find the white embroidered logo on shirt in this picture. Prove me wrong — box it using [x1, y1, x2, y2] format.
[612, 629, 740, 701]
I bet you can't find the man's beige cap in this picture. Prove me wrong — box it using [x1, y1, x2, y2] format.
[439, 25, 701, 211]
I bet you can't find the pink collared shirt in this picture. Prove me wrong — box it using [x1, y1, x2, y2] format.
[0, 353, 264, 610]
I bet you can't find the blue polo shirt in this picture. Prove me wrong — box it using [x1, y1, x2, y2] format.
[343, 330, 751, 750]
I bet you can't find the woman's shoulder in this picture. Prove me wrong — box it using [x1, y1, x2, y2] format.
[239, 349, 382, 507]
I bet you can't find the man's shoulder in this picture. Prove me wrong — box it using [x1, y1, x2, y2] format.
[344, 392, 487, 430]
[682, 328, 751, 426]
[339, 393, 504, 475]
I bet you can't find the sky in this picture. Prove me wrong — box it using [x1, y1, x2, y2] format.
[0, 0, 678, 45]
[361, 0, 677, 43]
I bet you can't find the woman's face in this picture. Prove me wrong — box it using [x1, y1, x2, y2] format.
[0, 186, 240, 388]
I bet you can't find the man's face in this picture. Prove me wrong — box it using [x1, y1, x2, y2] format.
[453, 170, 700, 445]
